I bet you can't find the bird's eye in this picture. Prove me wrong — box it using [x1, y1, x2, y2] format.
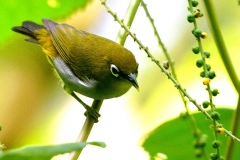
[110, 64, 120, 77]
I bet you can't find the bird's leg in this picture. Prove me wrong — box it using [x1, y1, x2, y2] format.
[63, 85, 100, 121]
[70, 92, 100, 122]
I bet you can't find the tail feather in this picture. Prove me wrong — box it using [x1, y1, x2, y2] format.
[12, 21, 44, 43]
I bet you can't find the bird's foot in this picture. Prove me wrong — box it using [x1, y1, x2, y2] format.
[84, 106, 101, 122]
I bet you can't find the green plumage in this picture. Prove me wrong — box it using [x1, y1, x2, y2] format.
[12, 19, 139, 100]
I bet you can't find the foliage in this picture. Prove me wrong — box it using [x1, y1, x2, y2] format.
[1, 0, 240, 159]
[142, 108, 240, 159]
[0, 0, 91, 42]
[0, 142, 106, 160]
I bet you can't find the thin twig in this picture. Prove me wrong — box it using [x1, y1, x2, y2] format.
[101, 0, 240, 143]
[141, 1, 208, 156]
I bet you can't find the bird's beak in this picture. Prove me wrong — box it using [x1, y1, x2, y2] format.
[127, 73, 139, 90]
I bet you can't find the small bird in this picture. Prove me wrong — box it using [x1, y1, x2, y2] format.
[12, 19, 139, 120]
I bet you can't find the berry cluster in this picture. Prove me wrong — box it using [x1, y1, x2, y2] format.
[187, 1, 224, 159]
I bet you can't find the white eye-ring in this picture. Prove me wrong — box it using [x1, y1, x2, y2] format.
[110, 64, 120, 77]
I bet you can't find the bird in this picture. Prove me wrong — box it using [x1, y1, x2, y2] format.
[12, 19, 139, 120]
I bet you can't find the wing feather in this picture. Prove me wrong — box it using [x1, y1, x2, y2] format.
[42, 19, 91, 79]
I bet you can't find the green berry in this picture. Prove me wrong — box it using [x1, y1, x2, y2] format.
[212, 140, 221, 148]
[195, 149, 203, 158]
[192, 0, 199, 7]
[198, 134, 207, 147]
[210, 153, 218, 160]
[193, 28, 202, 38]
[196, 59, 204, 68]
[206, 64, 211, 71]
[212, 89, 219, 96]
[193, 140, 199, 148]
[187, 14, 195, 23]
[200, 71, 205, 78]
[211, 111, 220, 120]
[193, 129, 201, 138]
[180, 111, 188, 119]
[208, 70, 216, 79]
[192, 46, 200, 54]
[192, 29, 195, 35]
[202, 101, 209, 108]
[204, 52, 211, 58]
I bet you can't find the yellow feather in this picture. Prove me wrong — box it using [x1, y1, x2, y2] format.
[33, 29, 58, 59]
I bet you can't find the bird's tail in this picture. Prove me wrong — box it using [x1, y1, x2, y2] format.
[12, 21, 44, 43]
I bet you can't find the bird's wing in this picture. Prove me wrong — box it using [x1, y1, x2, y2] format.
[42, 19, 97, 84]
[42, 19, 88, 65]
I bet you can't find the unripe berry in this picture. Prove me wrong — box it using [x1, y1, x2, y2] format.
[212, 89, 219, 96]
[187, 14, 195, 23]
[210, 153, 218, 160]
[211, 111, 220, 120]
[212, 140, 221, 148]
[200, 71, 205, 78]
[204, 52, 211, 58]
[196, 59, 204, 68]
[195, 149, 203, 158]
[208, 71, 216, 79]
[192, 46, 200, 54]
[206, 64, 211, 71]
[192, 0, 199, 7]
[193, 28, 202, 38]
[202, 101, 209, 108]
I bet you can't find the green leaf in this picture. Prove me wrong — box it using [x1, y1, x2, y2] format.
[0, 141, 106, 160]
[141, 108, 240, 159]
[0, 0, 91, 42]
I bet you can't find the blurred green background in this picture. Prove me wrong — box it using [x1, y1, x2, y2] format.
[1, 0, 240, 159]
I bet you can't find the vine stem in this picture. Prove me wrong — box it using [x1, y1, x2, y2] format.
[101, 0, 240, 143]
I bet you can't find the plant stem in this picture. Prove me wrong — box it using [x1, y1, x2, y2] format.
[116, 0, 142, 45]
[202, 0, 239, 91]
[189, 0, 221, 154]
[67, 100, 103, 160]
[69, 0, 141, 159]
[226, 94, 240, 160]
[141, 1, 207, 156]
[202, 0, 240, 159]
[101, 0, 240, 143]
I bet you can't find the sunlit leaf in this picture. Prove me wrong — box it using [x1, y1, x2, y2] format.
[1, 0, 91, 42]
[141, 108, 240, 159]
[0, 141, 106, 160]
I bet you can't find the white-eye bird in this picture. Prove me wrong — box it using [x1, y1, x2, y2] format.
[12, 19, 139, 120]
